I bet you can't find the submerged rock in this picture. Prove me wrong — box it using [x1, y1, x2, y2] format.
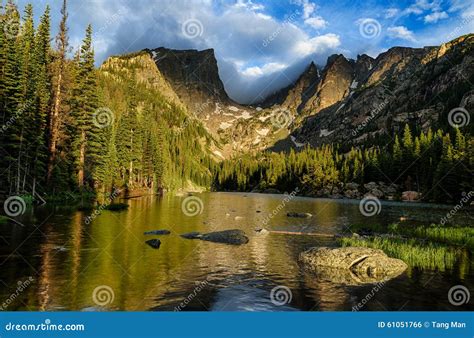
[255, 228, 269, 235]
[180, 232, 202, 239]
[145, 239, 161, 249]
[299, 247, 407, 285]
[181, 229, 249, 245]
[200, 229, 249, 245]
[144, 230, 171, 235]
[287, 212, 312, 218]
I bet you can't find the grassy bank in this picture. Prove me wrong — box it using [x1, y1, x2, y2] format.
[347, 223, 474, 251]
[340, 236, 459, 271]
[342, 223, 473, 271]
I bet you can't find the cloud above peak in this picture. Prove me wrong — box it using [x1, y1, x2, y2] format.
[18, 0, 473, 103]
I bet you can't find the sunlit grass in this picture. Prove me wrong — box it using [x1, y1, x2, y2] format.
[340, 236, 459, 271]
[347, 223, 474, 251]
[412, 226, 474, 250]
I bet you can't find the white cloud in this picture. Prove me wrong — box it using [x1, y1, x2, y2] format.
[304, 16, 328, 29]
[385, 8, 399, 18]
[424, 11, 448, 23]
[293, 33, 341, 56]
[302, 0, 316, 19]
[403, 0, 442, 16]
[234, 0, 265, 12]
[387, 26, 417, 42]
[242, 62, 287, 77]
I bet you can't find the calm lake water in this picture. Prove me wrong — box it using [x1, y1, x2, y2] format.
[0, 192, 473, 311]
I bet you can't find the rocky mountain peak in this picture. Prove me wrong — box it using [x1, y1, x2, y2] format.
[146, 47, 230, 113]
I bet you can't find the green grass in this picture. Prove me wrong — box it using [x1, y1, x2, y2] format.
[347, 223, 474, 251]
[412, 226, 474, 250]
[340, 236, 459, 271]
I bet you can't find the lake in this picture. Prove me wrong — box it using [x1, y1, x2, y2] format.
[0, 192, 473, 311]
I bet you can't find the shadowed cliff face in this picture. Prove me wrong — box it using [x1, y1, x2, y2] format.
[148, 47, 230, 112]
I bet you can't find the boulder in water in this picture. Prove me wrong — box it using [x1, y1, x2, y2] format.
[144, 230, 171, 235]
[145, 239, 161, 249]
[299, 246, 407, 285]
[180, 232, 202, 239]
[181, 229, 249, 245]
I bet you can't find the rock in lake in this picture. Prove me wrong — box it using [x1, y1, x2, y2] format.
[200, 229, 249, 245]
[402, 191, 421, 201]
[145, 239, 161, 249]
[144, 230, 171, 235]
[299, 247, 407, 285]
[287, 212, 312, 218]
[180, 232, 202, 239]
[181, 229, 249, 245]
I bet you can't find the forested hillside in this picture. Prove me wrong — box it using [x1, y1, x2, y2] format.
[0, 1, 215, 200]
[214, 125, 473, 202]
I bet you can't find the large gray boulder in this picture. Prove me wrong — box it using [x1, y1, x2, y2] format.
[181, 229, 249, 245]
[299, 247, 407, 285]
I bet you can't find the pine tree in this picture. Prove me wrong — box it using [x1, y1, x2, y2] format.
[47, 0, 69, 182]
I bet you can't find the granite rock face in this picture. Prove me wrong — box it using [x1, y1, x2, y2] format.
[299, 246, 407, 285]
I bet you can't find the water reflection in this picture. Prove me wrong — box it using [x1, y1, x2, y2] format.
[0, 193, 472, 311]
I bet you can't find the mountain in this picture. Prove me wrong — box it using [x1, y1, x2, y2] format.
[291, 34, 474, 147]
[102, 34, 473, 160]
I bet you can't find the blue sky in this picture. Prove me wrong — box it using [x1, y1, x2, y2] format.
[13, 0, 474, 103]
